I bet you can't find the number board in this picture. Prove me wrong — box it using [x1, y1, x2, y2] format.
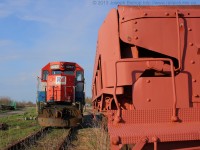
[65, 65, 75, 71]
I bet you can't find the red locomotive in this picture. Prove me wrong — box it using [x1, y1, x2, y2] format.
[37, 62, 85, 127]
[92, 5, 200, 149]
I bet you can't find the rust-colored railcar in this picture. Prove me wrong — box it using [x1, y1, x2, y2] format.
[92, 5, 200, 149]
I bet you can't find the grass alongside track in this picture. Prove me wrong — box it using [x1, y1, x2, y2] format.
[69, 108, 109, 150]
[0, 106, 109, 149]
[0, 107, 41, 149]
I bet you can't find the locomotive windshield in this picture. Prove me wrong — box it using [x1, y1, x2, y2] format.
[52, 70, 62, 75]
[52, 70, 74, 75]
[63, 71, 74, 75]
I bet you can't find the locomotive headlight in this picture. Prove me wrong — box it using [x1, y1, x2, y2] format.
[50, 64, 59, 69]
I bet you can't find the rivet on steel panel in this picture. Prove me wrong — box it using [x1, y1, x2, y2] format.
[188, 12, 190, 15]
[134, 29, 138, 32]
[175, 10, 179, 15]
[141, 137, 148, 143]
[147, 98, 151, 102]
[135, 36, 138, 40]
[171, 116, 178, 122]
[190, 60, 195, 64]
[165, 12, 169, 16]
[114, 115, 121, 123]
[188, 28, 192, 31]
[134, 21, 137, 24]
[193, 94, 199, 98]
[180, 23, 184, 28]
[144, 13, 147, 16]
[192, 79, 197, 82]
[112, 136, 120, 145]
[189, 42, 194, 46]
[152, 136, 158, 150]
[122, 17, 124, 20]
[146, 80, 150, 83]
[152, 136, 158, 142]
[128, 36, 132, 42]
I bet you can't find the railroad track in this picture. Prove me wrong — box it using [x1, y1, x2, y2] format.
[3, 127, 72, 150]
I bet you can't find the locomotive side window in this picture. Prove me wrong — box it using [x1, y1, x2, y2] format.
[76, 71, 84, 92]
[42, 70, 49, 80]
[76, 71, 84, 81]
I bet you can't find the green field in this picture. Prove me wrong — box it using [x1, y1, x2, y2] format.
[0, 107, 41, 149]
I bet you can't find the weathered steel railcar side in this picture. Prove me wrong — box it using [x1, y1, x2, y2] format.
[92, 5, 200, 150]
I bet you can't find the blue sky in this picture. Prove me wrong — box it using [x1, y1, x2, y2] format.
[0, 0, 199, 102]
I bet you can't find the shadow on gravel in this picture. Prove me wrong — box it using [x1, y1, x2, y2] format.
[82, 113, 94, 128]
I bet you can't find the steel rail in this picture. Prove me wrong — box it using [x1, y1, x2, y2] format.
[4, 127, 49, 150]
[56, 128, 72, 150]
[4, 127, 72, 150]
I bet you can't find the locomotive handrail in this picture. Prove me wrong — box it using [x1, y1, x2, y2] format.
[64, 86, 67, 98]
[73, 86, 75, 103]
[45, 85, 75, 102]
[45, 86, 47, 101]
[175, 10, 182, 71]
[52, 86, 55, 101]
[62, 85, 76, 103]
[114, 58, 178, 123]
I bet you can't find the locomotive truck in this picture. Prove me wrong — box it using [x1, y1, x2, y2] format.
[92, 5, 200, 149]
[37, 61, 85, 127]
